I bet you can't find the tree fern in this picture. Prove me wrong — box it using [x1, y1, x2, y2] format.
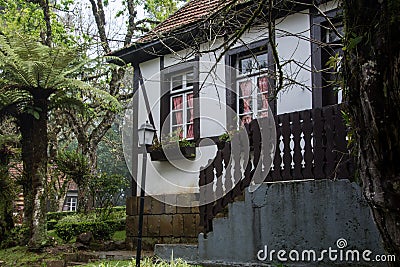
[0, 33, 125, 249]
[0, 34, 122, 115]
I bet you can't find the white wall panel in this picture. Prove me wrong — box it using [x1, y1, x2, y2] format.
[276, 11, 312, 114]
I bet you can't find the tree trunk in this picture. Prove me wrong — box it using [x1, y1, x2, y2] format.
[0, 147, 14, 244]
[18, 96, 49, 250]
[344, 1, 400, 263]
[78, 145, 98, 212]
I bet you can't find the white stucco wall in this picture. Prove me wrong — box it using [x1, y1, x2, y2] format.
[199, 40, 227, 138]
[164, 48, 195, 68]
[138, 58, 161, 130]
[137, 145, 217, 195]
[275, 11, 312, 114]
[232, 25, 269, 48]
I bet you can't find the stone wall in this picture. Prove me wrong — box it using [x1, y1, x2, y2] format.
[198, 180, 386, 266]
[126, 194, 200, 250]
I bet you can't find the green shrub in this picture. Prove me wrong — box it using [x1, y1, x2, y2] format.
[47, 219, 58, 230]
[110, 206, 126, 212]
[0, 225, 29, 248]
[47, 206, 124, 222]
[47, 211, 76, 221]
[54, 218, 125, 242]
[50, 206, 126, 242]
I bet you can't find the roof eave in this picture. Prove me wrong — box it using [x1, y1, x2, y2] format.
[110, 23, 201, 65]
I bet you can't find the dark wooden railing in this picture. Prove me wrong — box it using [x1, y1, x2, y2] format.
[199, 104, 354, 233]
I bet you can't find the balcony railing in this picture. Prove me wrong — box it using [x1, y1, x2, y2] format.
[199, 104, 354, 234]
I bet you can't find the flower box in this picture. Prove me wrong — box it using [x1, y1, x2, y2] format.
[148, 146, 196, 161]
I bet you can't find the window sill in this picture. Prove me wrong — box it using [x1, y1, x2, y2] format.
[147, 146, 196, 161]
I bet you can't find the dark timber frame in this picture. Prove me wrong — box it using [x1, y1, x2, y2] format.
[160, 56, 201, 142]
[225, 37, 276, 128]
[310, 8, 342, 108]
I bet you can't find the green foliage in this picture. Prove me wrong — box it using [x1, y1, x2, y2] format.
[0, 0, 78, 47]
[0, 225, 30, 248]
[47, 206, 124, 224]
[47, 210, 77, 222]
[97, 123, 130, 179]
[144, 0, 187, 22]
[0, 245, 63, 266]
[0, 34, 122, 118]
[343, 34, 363, 52]
[55, 150, 90, 185]
[0, 135, 18, 247]
[112, 230, 126, 242]
[47, 229, 65, 244]
[84, 257, 201, 267]
[152, 129, 195, 150]
[0, 246, 41, 265]
[218, 128, 239, 143]
[49, 207, 125, 241]
[89, 173, 129, 216]
[54, 214, 125, 242]
[47, 219, 58, 231]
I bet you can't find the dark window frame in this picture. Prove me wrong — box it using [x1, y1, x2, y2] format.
[160, 57, 200, 142]
[225, 38, 276, 128]
[311, 8, 343, 108]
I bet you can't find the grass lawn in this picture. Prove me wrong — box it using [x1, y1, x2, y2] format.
[83, 258, 200, 267]
[0, 229, 197, 267]
[0, 246, 199, 267]
[112, 230, 126, 241]
[0, 246, 63, 267]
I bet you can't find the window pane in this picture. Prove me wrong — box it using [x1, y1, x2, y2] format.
[187, 124, 194, 139]
[239, 57, 253, 74]
[240, 97, 252, 113]
[172, 126, 183, 139]
[187, 108, 193, 123]
[257, 76, 269, 93]
[256, 53, 268, 69]
[186, 93, 193, 108]
[172, 95, 183, 110]
[186, 72, 194, 87]
[325, 24, 343, 43]
[239, 80, 253, 97]
[172, 75, 183, 91]
[172, 111, 183, 125]
[257, 93, 269, 111]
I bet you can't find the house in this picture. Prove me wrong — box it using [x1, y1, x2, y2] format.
[110, 0, 383, 259]
[8, 163, 79, 222]
[114, 0, 345, 195]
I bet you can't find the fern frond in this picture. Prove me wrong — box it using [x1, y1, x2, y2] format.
[0, 33, 123, 120]
[49, 91, 85, 111]
[57, 79, 122, 112]
[0, 88, 33, 119]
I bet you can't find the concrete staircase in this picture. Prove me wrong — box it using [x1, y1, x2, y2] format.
[155, 180, 386, 267]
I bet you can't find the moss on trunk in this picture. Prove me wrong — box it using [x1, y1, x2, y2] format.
[18, 96, 49, 249]
[344, 0, 400, 263]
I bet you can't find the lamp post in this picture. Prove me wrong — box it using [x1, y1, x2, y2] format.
[136, 121, 156, 267]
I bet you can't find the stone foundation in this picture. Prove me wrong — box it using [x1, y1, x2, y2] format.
[125, 194, 200, 250]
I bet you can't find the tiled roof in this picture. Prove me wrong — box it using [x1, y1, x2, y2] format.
[138, 0, 234, 43]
